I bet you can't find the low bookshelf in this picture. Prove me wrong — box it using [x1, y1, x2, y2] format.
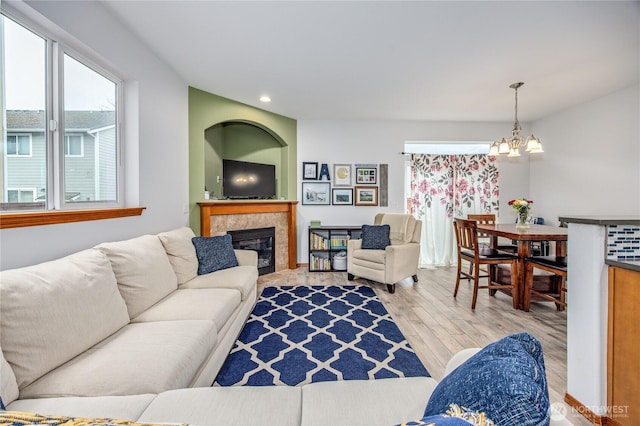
[308, 226, 362, 272]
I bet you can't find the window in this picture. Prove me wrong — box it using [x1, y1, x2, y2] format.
[64, 134, 84, 157]
[6, 134, 32, 156]
[7, 188, 36, 203]
[1, 11, 121, 212]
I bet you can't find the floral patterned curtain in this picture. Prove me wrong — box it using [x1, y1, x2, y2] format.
[410, 154, 499, 267]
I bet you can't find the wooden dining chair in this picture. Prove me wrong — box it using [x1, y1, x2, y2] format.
[467, 214, 496, 246]
[453, 218, 519, 310]
[466, 213, 497, 277]
[523, 256, 567, 312]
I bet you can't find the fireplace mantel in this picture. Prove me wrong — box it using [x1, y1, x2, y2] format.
[197, 200, 298, 270]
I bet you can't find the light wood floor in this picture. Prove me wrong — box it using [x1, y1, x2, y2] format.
[258, 264, 592, 426]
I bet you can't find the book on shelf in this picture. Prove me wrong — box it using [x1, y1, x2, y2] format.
[310, 232, 329, 250]
[310, 254, 331, 271]
[330, 236, 349, 250]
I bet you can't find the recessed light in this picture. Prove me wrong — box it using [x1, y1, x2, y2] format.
[259, 96, 271, 103]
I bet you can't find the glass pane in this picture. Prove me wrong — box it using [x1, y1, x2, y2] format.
[20, 190, 34, 202]
[6, 136, 17, 155]
[17, 137, 30, 155]
[63, 54, 117, 203]
[1, 15, 47, 210]
[65, 135, 82, 156]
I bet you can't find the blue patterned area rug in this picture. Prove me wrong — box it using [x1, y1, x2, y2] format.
[214, 285, 429, 387]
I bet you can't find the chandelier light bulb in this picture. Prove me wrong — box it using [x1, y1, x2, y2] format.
[498, 138, 510, 154]
[488, 142, 500, 156]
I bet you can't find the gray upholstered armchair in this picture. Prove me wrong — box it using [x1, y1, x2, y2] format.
[347, 213, 422, 293]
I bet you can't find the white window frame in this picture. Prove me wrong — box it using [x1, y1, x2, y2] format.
[6, 133, 33, 157]
[7, 188, 37, 202]
[1, 5, 124, 212]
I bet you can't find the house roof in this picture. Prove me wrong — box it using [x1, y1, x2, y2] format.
[6, 110, 115, 131]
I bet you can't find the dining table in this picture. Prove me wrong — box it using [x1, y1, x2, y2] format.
[476, 223, 568, 310]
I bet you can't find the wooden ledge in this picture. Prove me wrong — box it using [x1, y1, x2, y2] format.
[0, 207, 146, 229]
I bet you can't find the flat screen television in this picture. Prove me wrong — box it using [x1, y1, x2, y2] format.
[222, 159, 276, 199]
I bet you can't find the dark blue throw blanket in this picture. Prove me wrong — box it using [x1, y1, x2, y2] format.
[215, 285, 429, 386]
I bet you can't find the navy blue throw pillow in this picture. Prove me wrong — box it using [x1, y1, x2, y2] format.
[424, 332, 550, 426]
[400, 414, 470, 425]
[192, 234, 239, 275]
[361, 224, 391, 250]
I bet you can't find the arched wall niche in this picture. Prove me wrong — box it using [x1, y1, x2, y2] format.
[204, 120, 288, 199]
[188, 86, 297, 234]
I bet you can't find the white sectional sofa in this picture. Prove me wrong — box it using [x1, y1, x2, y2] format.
[0, 226, 448, 425]
[0, 227, 257, 401]
[0, 227, 572, 425]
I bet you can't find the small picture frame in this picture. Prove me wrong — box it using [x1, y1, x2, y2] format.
[303, 162, 318, 180]
[302, 182, 331, 205]
[332, 188, 353, 205]
[333, 164, 352, 186]
[354, 186, 378, 206]
[356, 167, 377, 184]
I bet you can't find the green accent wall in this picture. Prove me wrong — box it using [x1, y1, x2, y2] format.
[189, 87, 297, 234]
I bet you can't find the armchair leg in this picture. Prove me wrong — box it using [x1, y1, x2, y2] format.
[347, 273, 355, 281]
[412, 275, 418, 282]
[387, 283, 396, 294]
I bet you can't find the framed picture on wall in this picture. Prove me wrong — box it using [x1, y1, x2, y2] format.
[303, 162, 319, 180]
[333, 164, 352, 186]
[332, 188, 353, 205]
[355, 167, 377, 184]
[354, 186, 378, 206]
[302, 182, 331, 205]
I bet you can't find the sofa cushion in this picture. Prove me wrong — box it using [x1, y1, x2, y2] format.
[234, 249, 259, 267]
[97, 235, 178, 318]
[424, 332, 550, 426]
[301, 377, 438, 426]
[7, 394, 156, 421]
[158, 227, 199, 285]
[192, 234, 239, 275]
[361, 224, 391, 250]
[132, 288, 241, 331]
[0, 249, 130, 390]
[1, 349, 19, 407]
[20, 320, 218, 398]
[138, 386, 302, 426]
[181, 265, 258, 301]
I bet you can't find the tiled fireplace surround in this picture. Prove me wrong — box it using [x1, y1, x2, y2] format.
[197, 201, 298, 271]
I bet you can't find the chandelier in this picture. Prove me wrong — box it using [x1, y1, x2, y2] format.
[489, 82, 544, 157]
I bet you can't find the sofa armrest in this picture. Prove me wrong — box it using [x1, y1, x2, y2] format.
[347, 239, 362, 251]
[234, 249, 258, 267]
[383, 242, 420, 284]
[443, 348, 481, 377]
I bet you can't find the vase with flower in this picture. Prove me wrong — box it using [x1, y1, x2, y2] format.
[509, 198, 533, 229]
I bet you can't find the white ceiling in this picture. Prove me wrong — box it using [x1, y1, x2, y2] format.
[102, 0, 639, 122]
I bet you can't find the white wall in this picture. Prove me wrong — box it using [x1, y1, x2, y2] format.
[0, 1, 189, 269]
[296, 119, 530, 263]
[530, 84, 640, 225]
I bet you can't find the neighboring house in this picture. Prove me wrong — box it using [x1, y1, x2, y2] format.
[3, 110, 116, 206]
